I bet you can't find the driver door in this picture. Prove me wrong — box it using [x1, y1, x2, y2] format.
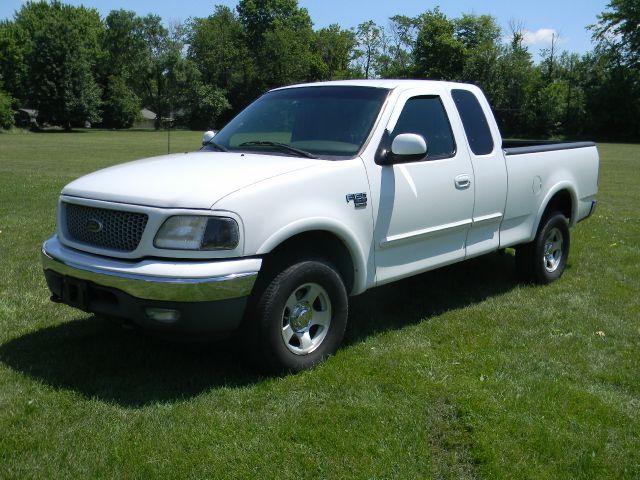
[369, 87, 475, 285]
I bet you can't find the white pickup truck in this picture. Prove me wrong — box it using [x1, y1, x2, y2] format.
[42, 80, 599, 372]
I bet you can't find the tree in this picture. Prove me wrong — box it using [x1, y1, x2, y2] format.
[0, 89, 14, 129]
[591, 0, 640, 68]
[126, 16, 186, 129]
[585, 0, 640, 140]
[0, 20, 28, 103]
[102, 10, 146, 77]
[236, 0, 312, 50]
[14, 1, 103, 128]
[235, 0, 322, 93]
[378, 15, 418, 78]
[99, 10, 149, 128]
[454, 14, 503, 103]
[531, 81, 570, 136]
[314, 24, 356, 79]
[261, 22, 327, 86]
[492, 22, 540, 137]
[413, 8, 466, 80]
[187, 5, 251, 105]
[1, 0, 632, 141]
[549, 52, 587, 137]
[181, 81, 231, 130]
[455, 13, 502, 51]
[539, 31, 560, 80]
[101, 75, 140, 128]
[354, 20, 383, 79]
[580, 49, 640, 140]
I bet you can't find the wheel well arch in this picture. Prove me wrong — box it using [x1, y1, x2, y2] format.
[543, 188, 573, 221]
[261, 230, 356, 295]
[532, 187, 576, 240]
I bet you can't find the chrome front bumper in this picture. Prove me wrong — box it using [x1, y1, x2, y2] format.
[41, 236, 261, 303]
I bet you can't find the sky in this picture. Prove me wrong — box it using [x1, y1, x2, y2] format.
[1, 0, 609, 59]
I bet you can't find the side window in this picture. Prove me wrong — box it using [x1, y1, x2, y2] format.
[391, 95, 456, 160]
[451, 89, 494, 155]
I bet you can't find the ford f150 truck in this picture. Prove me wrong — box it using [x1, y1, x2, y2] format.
[41, 80, 599, 372]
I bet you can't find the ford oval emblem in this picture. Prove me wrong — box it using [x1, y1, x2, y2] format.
[86, 218, 103, 233]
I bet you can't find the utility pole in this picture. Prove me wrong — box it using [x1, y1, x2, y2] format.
[167, 103, 171, 154]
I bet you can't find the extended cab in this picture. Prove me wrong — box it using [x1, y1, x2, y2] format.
[41, 80, 599, 372]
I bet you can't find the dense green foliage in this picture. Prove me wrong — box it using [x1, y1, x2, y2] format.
[100, 76, 140, 129]
[0, 131, 638, 477]
[0, 89, 14, 129]
[14, 2, 102, 129]
[591, 0, 640, 68]
[0, 0, 638, 139]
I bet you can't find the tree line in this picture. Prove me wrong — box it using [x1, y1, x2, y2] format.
[0, 0, 638, 140]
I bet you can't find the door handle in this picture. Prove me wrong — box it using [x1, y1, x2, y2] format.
[454, 174, 471, 189]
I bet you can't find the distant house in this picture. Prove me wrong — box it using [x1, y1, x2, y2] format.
[15, 108, 38, 128]
[133, 108, 156, 129]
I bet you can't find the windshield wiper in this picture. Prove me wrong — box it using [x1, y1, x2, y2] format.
[203, 139, 227, 152]
[238, 141, 317, 159]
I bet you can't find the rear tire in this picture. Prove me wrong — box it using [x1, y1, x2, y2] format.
[516, 212, 570, 284]
[253, 260, 348, 373]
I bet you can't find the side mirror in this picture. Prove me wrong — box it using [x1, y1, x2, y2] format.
[390, 133, 427, 161]
[202, 130, 217, 146]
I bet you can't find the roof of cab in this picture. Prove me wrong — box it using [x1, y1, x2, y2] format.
[270, 79, 473, 92]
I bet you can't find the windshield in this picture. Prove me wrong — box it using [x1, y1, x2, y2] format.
[207, 86, 390, 159]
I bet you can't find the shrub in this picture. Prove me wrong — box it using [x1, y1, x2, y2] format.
[0, 90, 15, 130]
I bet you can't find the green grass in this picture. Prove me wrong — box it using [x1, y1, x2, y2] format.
[0, 130, 638, 479]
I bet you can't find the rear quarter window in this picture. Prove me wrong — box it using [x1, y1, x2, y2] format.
[451, 89, 494, 155]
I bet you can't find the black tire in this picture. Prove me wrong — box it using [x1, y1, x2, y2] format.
[253, 260, 348, 373]
[516, 212, 570, 284]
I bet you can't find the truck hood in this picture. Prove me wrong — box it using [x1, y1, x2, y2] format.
[61, 151, 320, 209]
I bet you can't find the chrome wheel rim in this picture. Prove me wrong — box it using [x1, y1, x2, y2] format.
[543, 227, 564, 273]
[281, 283, 331, 355]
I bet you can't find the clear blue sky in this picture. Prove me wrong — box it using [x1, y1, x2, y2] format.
[1, 0, 608, 58]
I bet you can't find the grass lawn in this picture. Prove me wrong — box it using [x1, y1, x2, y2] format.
[0, 130, 638, 479]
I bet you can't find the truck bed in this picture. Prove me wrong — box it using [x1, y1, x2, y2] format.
[503, 140, 596, 155]
[499, 141, 599, 248]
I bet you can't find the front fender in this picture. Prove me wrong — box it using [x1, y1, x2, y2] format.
[258, 217, 369, 295]
[212, 158, 374, 295]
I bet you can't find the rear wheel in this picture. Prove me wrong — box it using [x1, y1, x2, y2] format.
[253, 260, 348, 373]
[516, 212, 570, 284]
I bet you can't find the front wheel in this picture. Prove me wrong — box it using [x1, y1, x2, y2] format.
[516, 212, 570, 284]
[253, 260, 348, 373]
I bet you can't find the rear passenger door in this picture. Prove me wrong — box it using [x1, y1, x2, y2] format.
[450, 88, 507, 258]
[371, 88, 475, 285]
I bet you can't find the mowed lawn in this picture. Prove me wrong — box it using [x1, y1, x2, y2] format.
[0, 130, 638, 479]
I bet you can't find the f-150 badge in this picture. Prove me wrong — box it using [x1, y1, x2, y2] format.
[346, 193, 367, 208]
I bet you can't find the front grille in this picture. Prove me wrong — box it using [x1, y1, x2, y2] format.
[64, 202, 148, 252]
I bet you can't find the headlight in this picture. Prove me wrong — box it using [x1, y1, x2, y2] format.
[154, 216, 239, 250]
